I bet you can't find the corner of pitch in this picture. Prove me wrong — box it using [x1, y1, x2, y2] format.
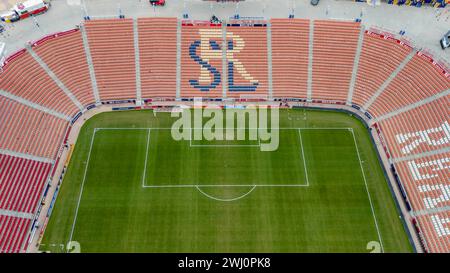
[170, 100, 279, 152]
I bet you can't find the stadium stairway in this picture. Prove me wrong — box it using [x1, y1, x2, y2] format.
[80, 24, 101, 105]
[27, 46, 84, 111]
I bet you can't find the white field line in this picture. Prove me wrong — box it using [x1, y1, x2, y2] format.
[297, 129, 310, 186]
[141, 129, 151, 188]
[68, 128, 97, 245]
[190, 144, 261, 147]
[195, 185, 257, 202]
[142, 184, 310, 188]
[95, 127, 353, 130]
[350, 128, 385, 253]
[97, 127, 350, 149]
[92, 127, 349, 189]
[143, 127, 309, 188]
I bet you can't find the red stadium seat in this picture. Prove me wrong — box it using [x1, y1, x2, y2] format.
[352, 31, 412, 107]
[271, 18, 310, 99]
[138, 18, 178, 99]
[0, 17, 449, 253]
[33, 29, 96, 107]
[84, 19, 137, 101]
[312, 20, 361, 102]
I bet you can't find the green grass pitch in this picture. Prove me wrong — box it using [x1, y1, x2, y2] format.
[40, 109, 412, 253]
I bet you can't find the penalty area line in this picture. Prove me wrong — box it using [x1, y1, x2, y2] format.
[141, 129, 151, 188]
[297, 129, 310, 187]
[142, 184, 310, 188]
[94, 127, 353, 130]
[195, 185, 257, 202]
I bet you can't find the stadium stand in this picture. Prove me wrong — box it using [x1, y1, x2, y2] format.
[225, 24, 269, 98]
[0, 17, 449, 252]
[0, 215, 31, 253]
[0, 51, 79, 116]
[394, 152, 450, 212]
[352, 31, 413, 107]
[138, 18, 178, 99]
[0, 96, 68, 159]
[84, 19, 137, 101]
[378, 95, 449, 158]
[180, 23, 224, 98]
[311, 20, 361, 102]
[416, 211, 450, 253]
[368, 53, 450, 117]
[271, 18, 310, 99]
[33, 29, 96, 107]
[0, 154, 52, 214]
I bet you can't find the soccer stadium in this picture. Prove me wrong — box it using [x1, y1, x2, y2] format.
[0, 0, 448, 255]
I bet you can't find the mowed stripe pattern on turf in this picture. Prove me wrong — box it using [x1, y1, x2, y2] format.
[52, 113, 394, 252]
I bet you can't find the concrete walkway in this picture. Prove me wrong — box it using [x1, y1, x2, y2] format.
[412, 205, 450, 217]
[363, 50, 416, 110]
[375, 88, 450, 123]
[347, 25, 366, 105]
[80, 23, 101, 105]
[0, 209, 34, 220]
[307, 20, 314, 101]
[0, 0, 448, 65]
[132, 18, 142, 105]
[0, 89, 70, 121]
[0, 148, 54, 163]
[0, 0, 21, 12]
[392, 146, 450, 163]
[27, 46, 84, 111]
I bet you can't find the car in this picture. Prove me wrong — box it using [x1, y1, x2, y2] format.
[0, 10, 20, 22]
[149, 0, 165, 6]
[310, 0, 320, 6]
[0, 0, 49, 23]
[0, 25, 4, 33]
[440, 30, 450, 50]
